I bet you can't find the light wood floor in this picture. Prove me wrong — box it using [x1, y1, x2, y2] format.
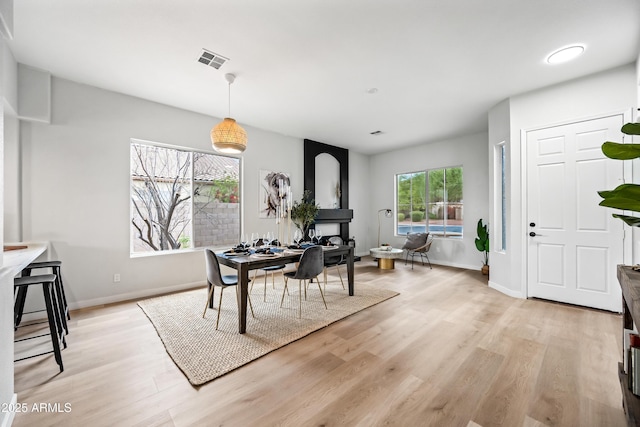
[13, 257, 626, 426]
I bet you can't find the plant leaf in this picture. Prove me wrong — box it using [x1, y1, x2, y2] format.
[598, 197, 640, 212]
[621, 123, 640, 135]
[598, 184, 640, 200]
[602, 142, 640, 160]
[612, 214, 640, 227]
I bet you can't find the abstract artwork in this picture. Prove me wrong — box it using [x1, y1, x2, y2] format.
[259, 170, 290, 218]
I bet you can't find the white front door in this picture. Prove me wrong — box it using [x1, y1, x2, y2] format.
[526, 114, 625, 312]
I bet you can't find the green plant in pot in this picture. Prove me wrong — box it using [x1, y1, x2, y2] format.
[475, 219, 489, 275]
[290, 190, 319, 241]
[598, 122, 640, 225]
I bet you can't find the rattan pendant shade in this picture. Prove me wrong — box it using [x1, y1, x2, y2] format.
[211, 73, 247, 154]
[211, 118, 247, 154]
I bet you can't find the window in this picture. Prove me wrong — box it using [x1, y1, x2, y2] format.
[130, 140, 240, 254]
[494, 143, 507, 251]
[396, 166, 463, 237]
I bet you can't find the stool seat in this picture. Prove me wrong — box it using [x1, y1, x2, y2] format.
[14, 274, 65, 372]
[18, 260, 70, 334]
[15, 274, 57, 286]
[27, 261, 62, 268]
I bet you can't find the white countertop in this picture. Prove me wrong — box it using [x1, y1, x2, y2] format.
[0, 242, 48, 280]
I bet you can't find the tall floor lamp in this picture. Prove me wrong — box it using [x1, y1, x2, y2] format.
[377, 209, 392, 247]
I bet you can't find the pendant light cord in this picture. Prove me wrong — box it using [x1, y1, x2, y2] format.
[228, 82, 231, 117]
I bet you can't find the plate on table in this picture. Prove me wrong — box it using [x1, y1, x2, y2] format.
[322, 245, 339, 251]
[251, 253, 281, 259]
[284, 248, 305, 254]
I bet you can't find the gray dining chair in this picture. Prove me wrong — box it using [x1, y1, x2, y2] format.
[323, 236, 345, 292]
[202, 249, 255, 330]
[280, 245, 327, 318]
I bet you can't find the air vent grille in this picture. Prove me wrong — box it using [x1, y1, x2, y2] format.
[370, 130, 383, 135]
[197, 49, 229, 70]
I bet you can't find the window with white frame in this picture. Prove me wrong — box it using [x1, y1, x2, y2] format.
[396, 166, 463, 237]
[130, 140, 240, 254]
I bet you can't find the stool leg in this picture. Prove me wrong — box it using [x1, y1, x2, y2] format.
[14, 267, 32, 328]
[53, 266, 71, 321]
[14, 286, 28, 329]
[42, 282, 64, 372]
[51, 270, 69, 335]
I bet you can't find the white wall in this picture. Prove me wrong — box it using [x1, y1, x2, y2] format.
[369, 132, 489, 270]
[489, 64, 637, 298]
[348, 150, 370, 256]
[17, 77, 305, 308]
[0, 32, 17, 427]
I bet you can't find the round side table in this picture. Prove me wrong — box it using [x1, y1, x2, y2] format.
[370, 248, 404, 270]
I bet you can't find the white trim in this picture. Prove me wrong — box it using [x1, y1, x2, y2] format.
[489, 280, 525, 299]
[0, 394, 17, 427]
[19, 281, 206, 321]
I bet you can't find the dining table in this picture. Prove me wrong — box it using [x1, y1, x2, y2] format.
[216, 244, 355, 334]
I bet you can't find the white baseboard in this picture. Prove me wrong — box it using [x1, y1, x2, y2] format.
[67, 280, 205, 310]
[488, 280, 525, 299]
[18, 281, 206, 323]
[1, 394, 17, 427]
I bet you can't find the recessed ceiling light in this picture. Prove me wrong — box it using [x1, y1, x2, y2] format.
[546, 45, 585, 64]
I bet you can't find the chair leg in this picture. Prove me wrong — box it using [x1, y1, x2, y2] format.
[203, 284, 215, 318]
[323, 268, 328, 294]
[315, 276, 328, 309]
[215, 288, 224, 330]
[281, 270, 289, 295]
[264, 272, 267, 302]
[425, 253, 432, 269]
[336, 266, 345, 289]
[251, 270, 258, 292]
[280, 277, 289, 307]
[298, 280, 302, 318]
[247, 292, 255, 319]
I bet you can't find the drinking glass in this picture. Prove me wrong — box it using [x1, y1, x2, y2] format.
[315, 228, 323, 244]
[308, 229, 316, 244]
[264, 231, 273, 247]
[251, 232, 260, 248]
[240, 233, 248, 249]
[293, 229, 302, 245]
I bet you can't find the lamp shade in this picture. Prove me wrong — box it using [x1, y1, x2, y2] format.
[211, 117, 247, 154]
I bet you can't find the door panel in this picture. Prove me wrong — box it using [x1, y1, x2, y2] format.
[527, 115, 624, 312]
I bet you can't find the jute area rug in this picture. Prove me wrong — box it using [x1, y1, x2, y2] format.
[138, 279, 398, 386]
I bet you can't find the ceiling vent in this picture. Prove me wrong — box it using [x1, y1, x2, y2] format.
[197, 49, 229, 69]
[370, 130, 383, 135]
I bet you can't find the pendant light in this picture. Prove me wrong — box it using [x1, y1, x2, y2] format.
[211, 73, 247, 154]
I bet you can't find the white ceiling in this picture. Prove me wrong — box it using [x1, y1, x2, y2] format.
[8, 0, 640, 154]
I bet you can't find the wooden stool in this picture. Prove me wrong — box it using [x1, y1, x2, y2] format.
[14, 274, 66, 372]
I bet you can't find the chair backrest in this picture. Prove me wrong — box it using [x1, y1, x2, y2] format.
[324, 236, 345, 265]
[204, 249, 225, 287]
[294, 246, 324, 279]
[424, 234, 434, 251]
[328, 236, 343, 246]
[402, 233, 428, 250]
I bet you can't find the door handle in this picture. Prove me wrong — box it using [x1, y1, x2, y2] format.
[529, 232, 545, 237]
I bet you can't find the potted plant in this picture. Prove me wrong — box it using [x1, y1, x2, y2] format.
[598, 122, 640, 225]
[475, 219, 489, 275]
[290, 190, 319, 240]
